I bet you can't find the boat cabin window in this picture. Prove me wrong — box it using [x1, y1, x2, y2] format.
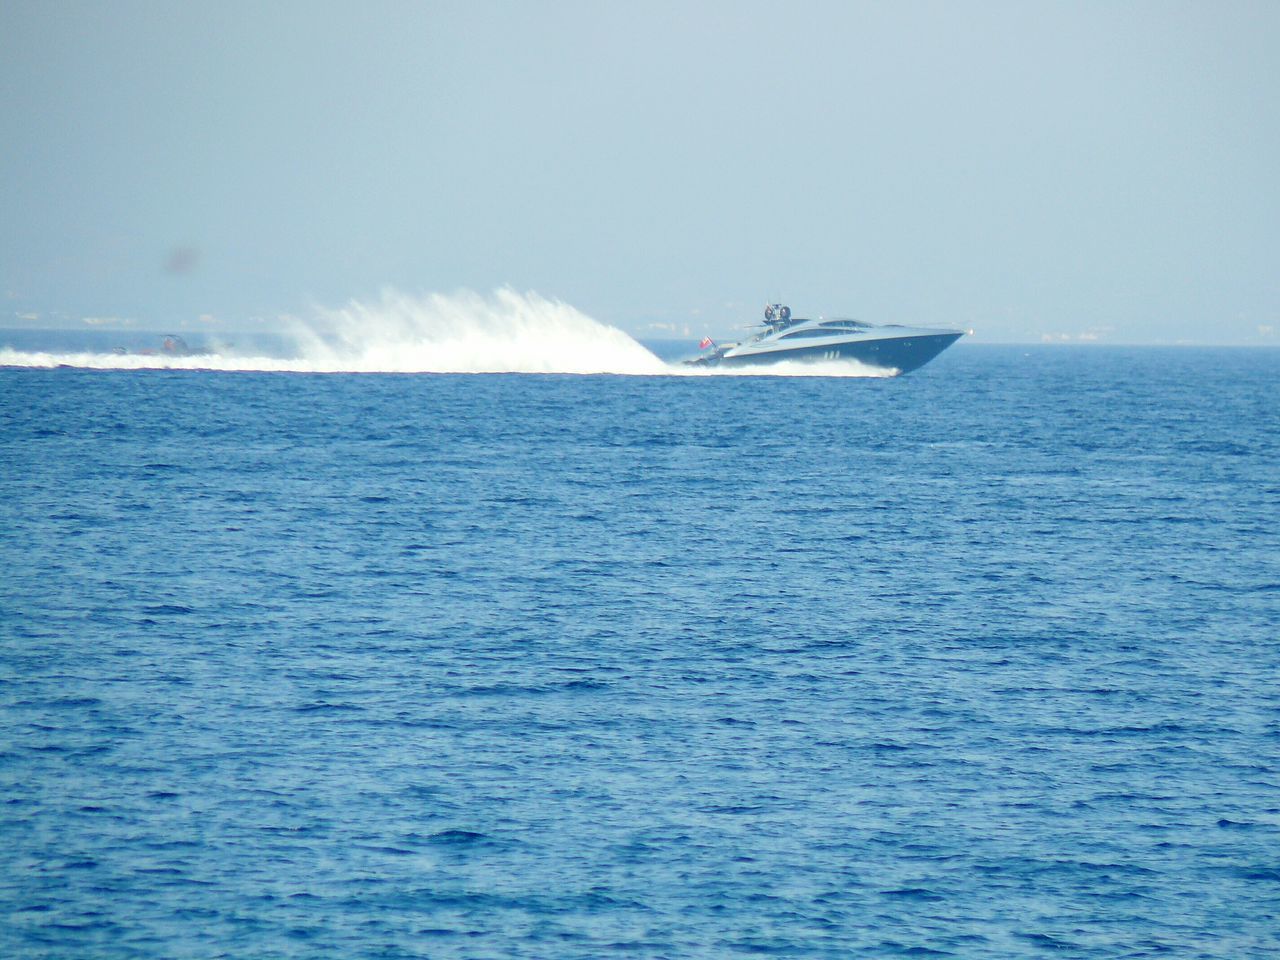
[780, 328, 839, 339]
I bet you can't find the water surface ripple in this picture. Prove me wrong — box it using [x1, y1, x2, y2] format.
[2, 346, 1278, 958]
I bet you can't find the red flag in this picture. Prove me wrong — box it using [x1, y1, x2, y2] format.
[699, 336, 714, 350]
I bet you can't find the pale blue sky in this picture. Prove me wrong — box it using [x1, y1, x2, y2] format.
[2, 0, 1277, 343]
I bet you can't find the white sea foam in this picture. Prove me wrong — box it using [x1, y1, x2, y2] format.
[0, 347, 307, 372]
[680, 357, 897, 378]
[0, 288, 897, 377]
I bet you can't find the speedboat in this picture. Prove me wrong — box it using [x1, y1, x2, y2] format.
[687, 303, 964, 374]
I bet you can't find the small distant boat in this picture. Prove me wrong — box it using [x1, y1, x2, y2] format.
[112, 335, 209, 358]
[687, 303, 964, 375]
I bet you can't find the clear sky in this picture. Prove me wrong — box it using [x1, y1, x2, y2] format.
[3, 0, 1278, 343]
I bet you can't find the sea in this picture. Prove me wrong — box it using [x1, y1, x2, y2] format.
[2, 296, 1278, 958]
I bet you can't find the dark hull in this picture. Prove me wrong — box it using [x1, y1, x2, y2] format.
[720, 332, 963, 375]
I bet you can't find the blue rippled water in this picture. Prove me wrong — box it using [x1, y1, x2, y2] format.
[2, 346, 1278, 958]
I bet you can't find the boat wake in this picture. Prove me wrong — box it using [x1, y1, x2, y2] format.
[0, 289, 896, 377]
[681, 358, 897, 378]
